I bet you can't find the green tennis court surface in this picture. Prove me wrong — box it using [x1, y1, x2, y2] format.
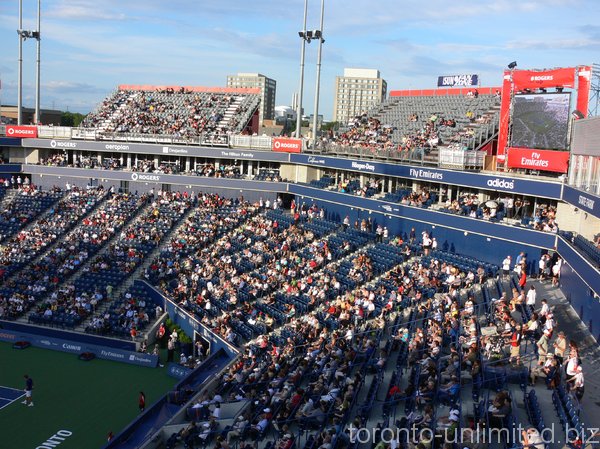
[0, 342, 176, 449]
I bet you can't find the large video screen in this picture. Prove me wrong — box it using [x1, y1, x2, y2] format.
[510, 92, 571, 150]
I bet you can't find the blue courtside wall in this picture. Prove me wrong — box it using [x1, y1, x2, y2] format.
[562, 185, 600, 220]
[556, 238, 600, 296]
[0, 137, 23, 147]
[559, 261, 600, 341]
[0, 320, 136, 350]
[0, 163, 22, 173]
[0, 321, 158, 367]
[556, 237, 600, 340]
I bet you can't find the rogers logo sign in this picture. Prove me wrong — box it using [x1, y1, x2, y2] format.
[131, 173, 161, 182]
[6, 125, 38, 138]
[530, 75, 553, 81]
[486, 178, 515, 190]
[272, 137, 302, 153]
[50, 140, 77, 149]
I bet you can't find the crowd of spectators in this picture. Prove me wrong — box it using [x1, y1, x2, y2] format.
[128, 198, 588, 449]
[0, 187, 106, 319]
[4, 189, 192, 329]
[327, 115, 395, 151]
[0, 184, 63, 241]
[318, 91, 500, 159]
[133, 159, 180, 175]
[87, 286, 156, 338]
[38, 153, 68, 167]
[82, 89, 259, 139]
[154, 212, 586, 447]
[439, 194, 559, 231]
[0, 180, 588, 448]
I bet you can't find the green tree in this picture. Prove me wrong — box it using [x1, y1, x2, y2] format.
[60, 111, 86, 127]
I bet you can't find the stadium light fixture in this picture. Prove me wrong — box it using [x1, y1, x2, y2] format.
[508, 61, 517, 70]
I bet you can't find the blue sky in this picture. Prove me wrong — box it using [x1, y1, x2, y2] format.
[0, 0, 598, 119]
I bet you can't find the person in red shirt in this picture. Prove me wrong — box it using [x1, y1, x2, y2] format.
[139, 391, 146, 412]
[157, 323, 166, 342]
[519, 269, 527, 290]
[290, 389, 303, 408]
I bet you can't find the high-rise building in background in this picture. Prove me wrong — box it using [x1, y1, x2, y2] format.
[226, 73, 276, 127]
[333, 68, 387, 124]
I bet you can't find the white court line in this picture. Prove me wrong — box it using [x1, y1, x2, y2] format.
[0, 386, 26, 410]
[0, 394, 25, 410]
[0, 386, 25, 393]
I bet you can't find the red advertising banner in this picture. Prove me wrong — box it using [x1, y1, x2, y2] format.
[5, 125, 38, 138]
[272, 137, 303, 153]
[506, 148, 569, 173]
[511, 67, 576, 89]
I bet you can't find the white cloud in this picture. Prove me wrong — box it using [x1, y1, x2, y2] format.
[506, 38, 600, 50]
[47, 2, 127, 21]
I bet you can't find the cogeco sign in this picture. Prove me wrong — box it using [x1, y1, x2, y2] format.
[6, 125, 38, 138]
[507, 148, 570, 173]
[272, 137, 303, 153]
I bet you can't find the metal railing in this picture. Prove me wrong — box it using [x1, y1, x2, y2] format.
[311, 140, 429, 165]
[229, 134, 273, 150]
[438, 147, 486, 169]
[37, 125, 73, 139]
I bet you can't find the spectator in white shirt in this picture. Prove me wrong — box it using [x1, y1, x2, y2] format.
[526, 286, 537, 307]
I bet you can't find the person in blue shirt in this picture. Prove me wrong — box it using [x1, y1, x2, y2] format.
[22, 375, 34, 407]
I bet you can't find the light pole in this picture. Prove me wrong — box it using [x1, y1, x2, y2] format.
[295, 0, 309, 138]
[17, 0, 23, 125]
[35, 0, 41, 124]
[16, 0, 41, 125]
[311, 0, 325, 151]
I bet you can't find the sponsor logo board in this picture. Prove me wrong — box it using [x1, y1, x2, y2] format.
[6, 125, 37, 138]
[272, 137, 303, 153]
